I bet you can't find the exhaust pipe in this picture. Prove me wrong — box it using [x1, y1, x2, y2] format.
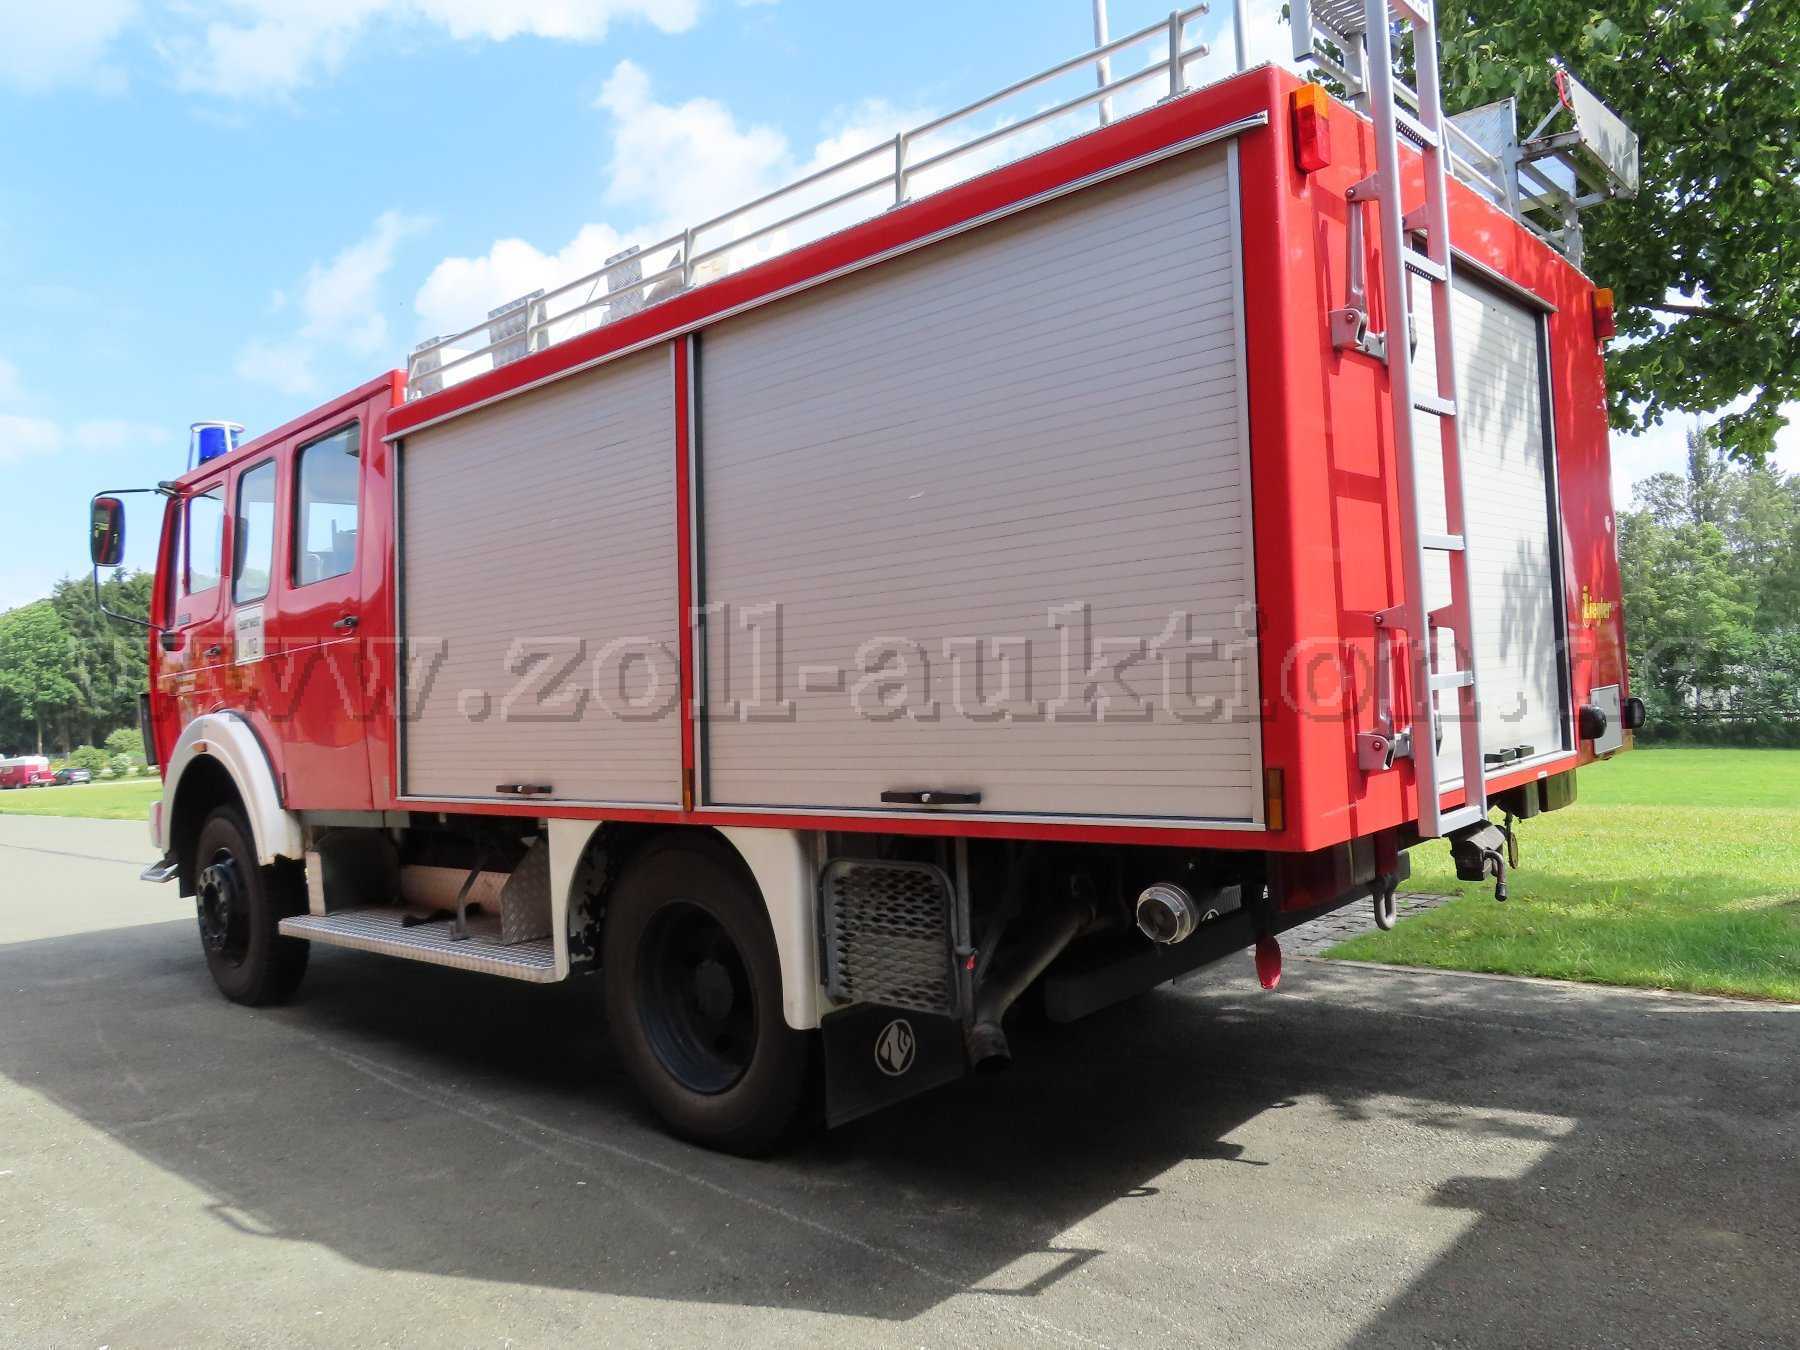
[1135, 882, 1203, 945]
[966, 891, 1095, 1071]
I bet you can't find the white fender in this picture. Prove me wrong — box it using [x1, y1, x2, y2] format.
[717, 826, 821, 1032]
[545, 820, 822, 1031]
[156, 713, 304, 867]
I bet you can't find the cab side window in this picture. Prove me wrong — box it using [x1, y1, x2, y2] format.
[182, 489, 224, 602]
[293, 423, 360, 587]
[233, 461, 277, 604]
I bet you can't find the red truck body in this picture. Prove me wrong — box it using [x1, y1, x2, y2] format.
[124, 54, 1636, 1147]
[143, 66, 1628, 856]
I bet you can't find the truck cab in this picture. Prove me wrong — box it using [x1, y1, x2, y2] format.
[142, 374, 403, 810]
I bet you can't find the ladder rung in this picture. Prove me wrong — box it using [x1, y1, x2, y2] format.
[1395, 108, 1441, 149]
[1435, 804, 1488, 834]
[1430, 670, 1475, 690]
[1414, 393, 1457, 416]
[1404, 251, 1448, 283]
[1422, 532, 1465, 552]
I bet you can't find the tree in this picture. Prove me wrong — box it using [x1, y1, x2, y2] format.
[1436, 0, 1800, 459]
[65, 745, 110, 775]
[0, 603, 80, 755]
[50, 573, 152, 748]
[104, 727, 145, 762]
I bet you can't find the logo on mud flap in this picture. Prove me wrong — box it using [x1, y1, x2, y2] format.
[874, 1018, 916, 1077]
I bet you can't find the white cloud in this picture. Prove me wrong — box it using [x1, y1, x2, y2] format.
[414, 224, 630, 341]
[0, 412, 166, 465]
[237, 210, 428, 395]
[164, 0, 702, 99]
[0, 356, 164, 463]
[0, 415, 63, 465]
[10, 0, 698, 99]
[298, 209, 430, 355]
[234, 337, 320, 398]
[415, 65, 932, 343]
[596, 59, 791, 229]
[0, 1, 137, 94]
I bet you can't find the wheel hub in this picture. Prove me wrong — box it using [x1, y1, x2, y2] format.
[196, 855, 243, 956]
[638, 901, 757, 1095]
[692, 957, 735, 1022]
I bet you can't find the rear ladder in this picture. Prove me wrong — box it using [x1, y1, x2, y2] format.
[1298, 0, 1488, 836]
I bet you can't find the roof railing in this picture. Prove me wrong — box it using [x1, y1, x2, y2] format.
[406, 1, 1568, 398]
[407, 3, 1222, 398]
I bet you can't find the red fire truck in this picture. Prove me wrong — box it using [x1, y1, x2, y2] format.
[90, 5, 1643, 1152]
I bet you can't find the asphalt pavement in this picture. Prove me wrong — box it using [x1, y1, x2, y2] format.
[2, 814, 1797, 1349]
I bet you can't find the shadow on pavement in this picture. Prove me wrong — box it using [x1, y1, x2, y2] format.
[1, 917, 1795, 1344]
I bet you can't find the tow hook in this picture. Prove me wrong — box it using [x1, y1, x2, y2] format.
[1450, 821, 1512, 902]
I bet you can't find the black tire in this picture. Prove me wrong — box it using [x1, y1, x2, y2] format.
[192, 804, 309, 1006]
[604, 838, 811, 1155]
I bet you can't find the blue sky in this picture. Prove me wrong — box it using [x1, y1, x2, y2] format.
[0, 0, 1790, 609]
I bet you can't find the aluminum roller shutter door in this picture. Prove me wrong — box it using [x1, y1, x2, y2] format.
[1410, 274, 1567, 782]
[400, 348, 680, 803]
[698, 149, 1261, 821]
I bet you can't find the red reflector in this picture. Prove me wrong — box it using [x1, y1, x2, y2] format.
[1254, 934, 1283, 990]
[1291, 84, 1331, 174]
[1593, 286, 1617, 339]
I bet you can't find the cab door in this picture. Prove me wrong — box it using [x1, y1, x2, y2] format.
[156, 475, 231, 729]
[263, 418, 373, 809]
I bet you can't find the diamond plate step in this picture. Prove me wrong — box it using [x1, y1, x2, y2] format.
[280, 907, 560, 982]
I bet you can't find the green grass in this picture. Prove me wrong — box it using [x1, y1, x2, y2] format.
[1328, 747, 1800, 1001]
[0, 776, 161, 820]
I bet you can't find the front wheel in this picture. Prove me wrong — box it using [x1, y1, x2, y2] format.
[604, 839, 811, 1154]
[192, 805, 309, 1006]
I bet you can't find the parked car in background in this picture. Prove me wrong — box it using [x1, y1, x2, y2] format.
[53, 767, 93, 786]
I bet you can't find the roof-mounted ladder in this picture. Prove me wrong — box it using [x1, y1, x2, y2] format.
[1300, 0, 1489, 837]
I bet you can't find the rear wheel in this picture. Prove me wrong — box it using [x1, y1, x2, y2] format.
[193, 805, 309, 1006]
[604, 839, 810, 1154]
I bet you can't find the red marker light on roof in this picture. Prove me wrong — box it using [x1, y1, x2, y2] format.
[1291, 83, 1332, 174]
[1593, 287, 1617, 340]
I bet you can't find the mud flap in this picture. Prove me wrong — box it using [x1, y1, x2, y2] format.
[821, 1003, 966, 1127]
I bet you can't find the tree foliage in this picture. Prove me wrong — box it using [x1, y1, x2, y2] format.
[0, 572, 152, 757]
[1619, 427, 1800, 741]
[1436, 0, 1799, 458]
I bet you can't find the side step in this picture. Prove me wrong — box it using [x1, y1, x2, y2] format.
[140, 854, 180, 883]
[279, 907, 560, 983]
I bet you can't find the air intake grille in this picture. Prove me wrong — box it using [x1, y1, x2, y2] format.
[822, 859, 958, 1015]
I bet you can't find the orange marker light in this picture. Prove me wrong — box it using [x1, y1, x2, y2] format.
[1593, 287, 1617, 340]
[1291, 83, 1332, 174]
[1263, 766, 1286, 831]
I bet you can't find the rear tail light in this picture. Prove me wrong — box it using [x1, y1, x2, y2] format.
[1291, 83, 1332, 174]
[1593, 287, 1617, 339]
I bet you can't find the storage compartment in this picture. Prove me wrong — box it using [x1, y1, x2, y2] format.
[398, 347, 681, 803]
[695, 148, 1262, 822]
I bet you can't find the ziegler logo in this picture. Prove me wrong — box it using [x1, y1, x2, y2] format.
[873, 1018, 916, 1077]
[1580, 586, 1617, 625]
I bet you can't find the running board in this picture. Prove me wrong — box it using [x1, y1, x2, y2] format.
[280, 908, 561, 983]
[141, 854, 180, 884]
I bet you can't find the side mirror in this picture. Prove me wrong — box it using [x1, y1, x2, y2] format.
[90, 496, 126, 568]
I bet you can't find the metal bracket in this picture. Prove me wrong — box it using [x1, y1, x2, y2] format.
[1359, 604, 1414, 773]
[1357, 726, 1413, 772]
[1331, 183, 1388, 362]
